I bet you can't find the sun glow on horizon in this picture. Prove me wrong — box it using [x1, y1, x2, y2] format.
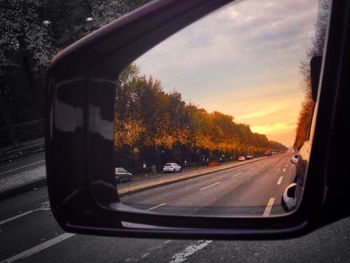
[196, 81, 304, 146]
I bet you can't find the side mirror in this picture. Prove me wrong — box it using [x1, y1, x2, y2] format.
[45, 0, 350, 239]
[291, 155, 299, 165]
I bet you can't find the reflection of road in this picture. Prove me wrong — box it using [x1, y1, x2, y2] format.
[121, 152, 297, 216]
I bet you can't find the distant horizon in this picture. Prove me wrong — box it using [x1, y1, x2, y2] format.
[134, 0, 319, 147]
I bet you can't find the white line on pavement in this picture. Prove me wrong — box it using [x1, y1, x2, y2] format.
[0, 160, 45, 175]
[232, 172, 241, 178]
[169, 240, 212, 263]
[277, 176, 283, 185]
[0, 211, 33, 226]
[0, 233, 75, 263]
[283, 168, 286, 173]
[0, 202, 50, 226]
[200, 181, 220, 191]
[263, 198, 275, 217]
[148, 203, 167, 211]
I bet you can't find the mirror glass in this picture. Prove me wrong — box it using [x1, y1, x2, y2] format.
[113, 0, 327, 216]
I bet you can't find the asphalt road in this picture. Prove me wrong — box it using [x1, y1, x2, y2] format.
[121, 153, 295, 216]
[1, 154, 350, 262]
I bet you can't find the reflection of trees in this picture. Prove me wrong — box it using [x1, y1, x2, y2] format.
[114, 65, 287, 169]
[294, 0, 330, 149]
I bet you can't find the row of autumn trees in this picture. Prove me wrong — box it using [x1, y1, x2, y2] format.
[0, 0, 149, 147]
[114, 65, 287, 169]
[294, 0, 330, 149]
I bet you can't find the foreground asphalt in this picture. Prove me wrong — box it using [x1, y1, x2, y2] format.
[0, 154, 349, 262]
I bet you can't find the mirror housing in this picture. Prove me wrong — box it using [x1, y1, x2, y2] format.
[45, 0, 350, 239]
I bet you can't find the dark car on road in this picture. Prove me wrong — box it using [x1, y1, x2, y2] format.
[245, 154, 253, 160]
[115, 167, 133, 183]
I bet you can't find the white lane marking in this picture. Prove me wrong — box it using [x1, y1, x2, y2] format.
[169, 240, 212, 263]
[0, 233, 75, 263]
[200, 181, 220, 191]
[148, 203, 167, 211]
[232, 172, 241, 178]
[283, 168, 286, 173]
[149, 245, 164, 251]
[0, 211, 33, 226]
[0, 202, 50, 226]
[0, 160, 45, 175]
[277, 176, 283, 185]
[141, 252, 150, 258]
[263, 198, 275, 217]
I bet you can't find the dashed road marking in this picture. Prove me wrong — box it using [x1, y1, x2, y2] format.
[0, 233, 75, 263]
[232, 172, 241, 178]
[0, 211, 34, 226]
[200, 181, 220, 191]
[0, 202, 50, 226]
[148, 203, 167, 211]
[169, 240, 212, 263]
[263, 198, 275, 217]
[283, 168, 286, 173]
[277, 176, 283, 185]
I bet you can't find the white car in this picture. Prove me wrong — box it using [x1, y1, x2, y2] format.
[163, 163, 182, 173]
[238, 156, 246, 161]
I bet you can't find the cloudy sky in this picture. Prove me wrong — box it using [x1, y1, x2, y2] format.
[134, 0, 320, 146]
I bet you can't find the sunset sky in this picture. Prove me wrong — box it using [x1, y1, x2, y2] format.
[135, 0, 319, 146]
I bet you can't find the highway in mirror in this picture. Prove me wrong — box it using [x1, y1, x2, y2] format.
[119, 151, 296, 216]
[113, 0, 320, 216]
